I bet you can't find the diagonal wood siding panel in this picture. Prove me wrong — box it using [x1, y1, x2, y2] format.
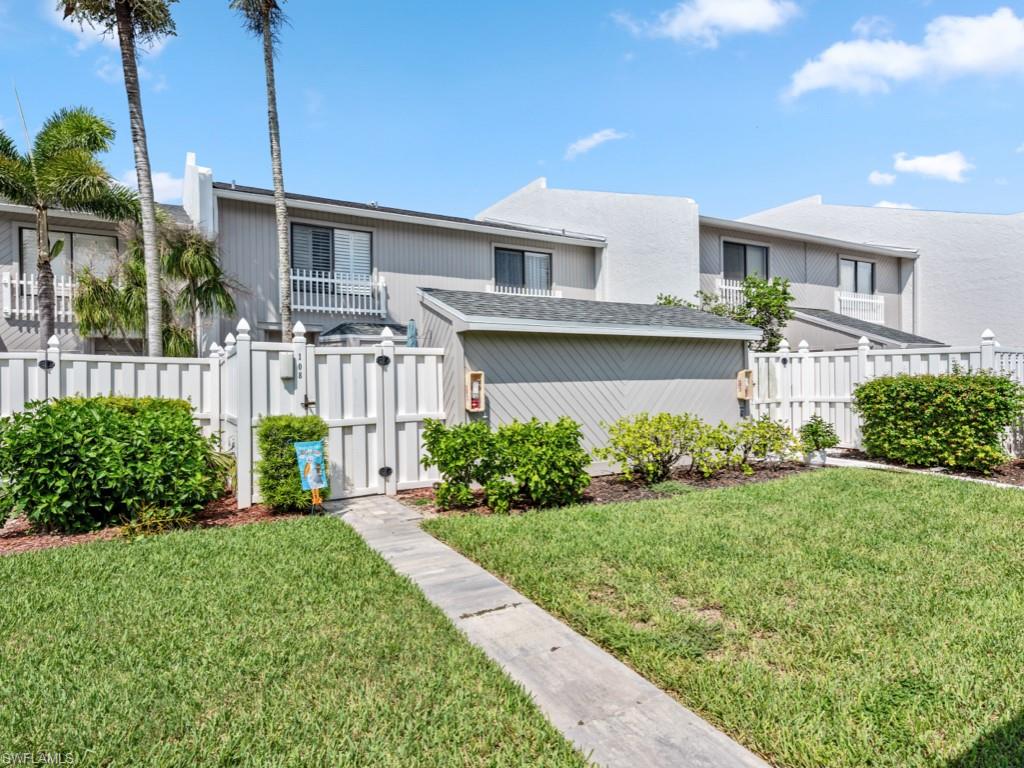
[461, 332, 745, 453]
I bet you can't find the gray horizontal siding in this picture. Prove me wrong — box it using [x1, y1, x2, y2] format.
[215, 198, 599, 341]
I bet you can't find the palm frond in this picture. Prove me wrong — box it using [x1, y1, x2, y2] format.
[60, 1, 178, 48]
[0, 154, 36, 206]
[230, 0, 287, 39]
[0, 130, 20, 162]
[34, 106, 114, 163]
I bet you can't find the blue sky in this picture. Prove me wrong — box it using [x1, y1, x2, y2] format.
[2, 1, 1024, 218]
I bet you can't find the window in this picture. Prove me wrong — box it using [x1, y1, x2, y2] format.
[494, 248, 552, 289]
[291, 223, 372, 276]
[723, 241, 768, 281]
[19, 228, 118, 278]
[839, 258, 874, 294]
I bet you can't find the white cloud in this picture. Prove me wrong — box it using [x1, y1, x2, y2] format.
[614, 0, 798, 48]
[868, 170, 896, 186]
[1016, 143, 1024, 154]
[893, 150, 973, 183]
[564, 128, 627, 160]
[95, 57, 121, 83]
[852, 15, 893, 39]
[46, 3, 167, 55]
[874, 201, 918, 209]
[120, 169, 183, 204]
[786, 7, 1024, 100]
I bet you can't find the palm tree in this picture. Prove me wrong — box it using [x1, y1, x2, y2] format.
[75, 218, 237, 357]
[0, 107, 137, 346]
[162, 229, 238, 353]
[230, 0, 292, 341]
[61, 0, 178, 356]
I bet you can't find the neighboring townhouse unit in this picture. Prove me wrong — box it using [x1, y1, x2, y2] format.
[743, 196, 1024, 347]
[481, 179, 935, 350]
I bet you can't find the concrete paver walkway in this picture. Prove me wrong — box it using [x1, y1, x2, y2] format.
[331, 495, 770, 768]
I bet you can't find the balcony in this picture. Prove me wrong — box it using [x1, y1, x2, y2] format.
[290, 270, 386, 316]
[835, 290, 885, 324]
[716, 277, 745, 309]
[2, 273, 75, 322]
[485, 283, 563, 298]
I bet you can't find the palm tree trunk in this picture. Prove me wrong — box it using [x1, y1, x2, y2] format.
[35, 207, 55, 346]
[262, 12, 291, 342]
[115, 0, 162, 356]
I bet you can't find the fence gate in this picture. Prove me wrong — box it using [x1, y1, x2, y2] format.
[222, 322, 444, 508]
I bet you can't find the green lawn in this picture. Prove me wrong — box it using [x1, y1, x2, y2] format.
[425, 469, 1024, 768]
[0, 517, 585, 767]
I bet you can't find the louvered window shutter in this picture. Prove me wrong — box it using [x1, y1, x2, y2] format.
[333, 229, 372, 277]
[292, 225, 333, 272]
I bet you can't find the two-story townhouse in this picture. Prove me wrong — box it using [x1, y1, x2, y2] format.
[743, 196, 1024, 348]
[480, 179, 939, 350]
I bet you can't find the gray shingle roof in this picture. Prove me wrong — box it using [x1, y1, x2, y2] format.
[213, 182, 605, 243]
[320, 321, 408, 340]
[421, 288, 761, 337]
[794, 307, 943, 347]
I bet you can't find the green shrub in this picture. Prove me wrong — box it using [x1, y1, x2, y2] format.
[491, 418, 590, 512]
[737, 415, 800, 469]
[799, 415, 840, 453]
[421, 419, 499, 509]
[690, 421, 741, 477]
[421, 417, 590, 513]
[255, 415, 330, 512]
[854, 371, 1024, 472]
[594, 412, 703, 484]
[0, 397, 225, 533]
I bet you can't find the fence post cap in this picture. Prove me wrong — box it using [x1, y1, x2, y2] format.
[380, 327, 394, 338]
[982, 328, 996, 342]
[857, 336, 871, 348]
[209, 343, 221, 358]
[224, 332, 236, 345]
[47, 335, 60, 350]
[292, 320, 306, 341]
[236, 318, 251, 339]
[778, 338, 790, 353]
[798, 339, 810, 352]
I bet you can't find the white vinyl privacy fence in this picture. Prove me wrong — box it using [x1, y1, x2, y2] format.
[752, 330, 1024, 450]
[0, 321, 444, 509]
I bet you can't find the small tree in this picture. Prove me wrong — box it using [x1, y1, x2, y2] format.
[657, 275, 795, 352]
[0, 107, 137, 346]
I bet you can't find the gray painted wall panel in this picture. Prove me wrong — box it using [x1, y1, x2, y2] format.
[215, 198, 599, 342]
[461, 332, 745, 456]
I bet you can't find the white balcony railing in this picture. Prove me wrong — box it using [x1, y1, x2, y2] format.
[2, 273, 75, 322]
[716, 277, 745, 309]
[486, 283, 563, 298]
[835, 290, 885, 324]
[290, 270, 386, 315]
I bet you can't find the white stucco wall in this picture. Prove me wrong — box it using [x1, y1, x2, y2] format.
[478, 179, 700, 304]
[743, 197, 1024, 347]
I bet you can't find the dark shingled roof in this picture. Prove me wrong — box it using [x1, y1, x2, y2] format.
[794, 307, 943, 347]
[212, 182, 605, 243]
[320, 321, 408, 340]
[421, 288, 761, 336]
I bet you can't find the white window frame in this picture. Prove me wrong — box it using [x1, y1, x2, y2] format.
[838, 255, 876, 295]
[289, 217, 377, 277]
[16, 224, 120, 277]
[491, 242, 554, 290]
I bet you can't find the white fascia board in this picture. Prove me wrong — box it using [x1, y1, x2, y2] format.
[700, 215, 918, 260]
[418, 290, 761, 341]
[215, 188, 607, 249]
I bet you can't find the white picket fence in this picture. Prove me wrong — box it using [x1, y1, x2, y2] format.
[0, 321, 445, 509]
[751, 330, 1024, 449]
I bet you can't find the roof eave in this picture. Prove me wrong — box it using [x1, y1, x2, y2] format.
[700, 215, 918, 260]
[792, 309, 942, 348]
[214, 187, 607, 248]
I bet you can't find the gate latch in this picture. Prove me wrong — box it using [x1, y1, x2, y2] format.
[301, 395, 316, 412]
[378, 466, 394, 478]
[376, 355, 391, 367]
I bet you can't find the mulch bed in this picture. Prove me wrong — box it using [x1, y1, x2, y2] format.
[399, 462, 811, 516]
[0, 495, 302, 557]
[835, 448, 1024, 487]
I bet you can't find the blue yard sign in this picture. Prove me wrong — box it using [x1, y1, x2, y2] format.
[294, 441, 327, 491]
